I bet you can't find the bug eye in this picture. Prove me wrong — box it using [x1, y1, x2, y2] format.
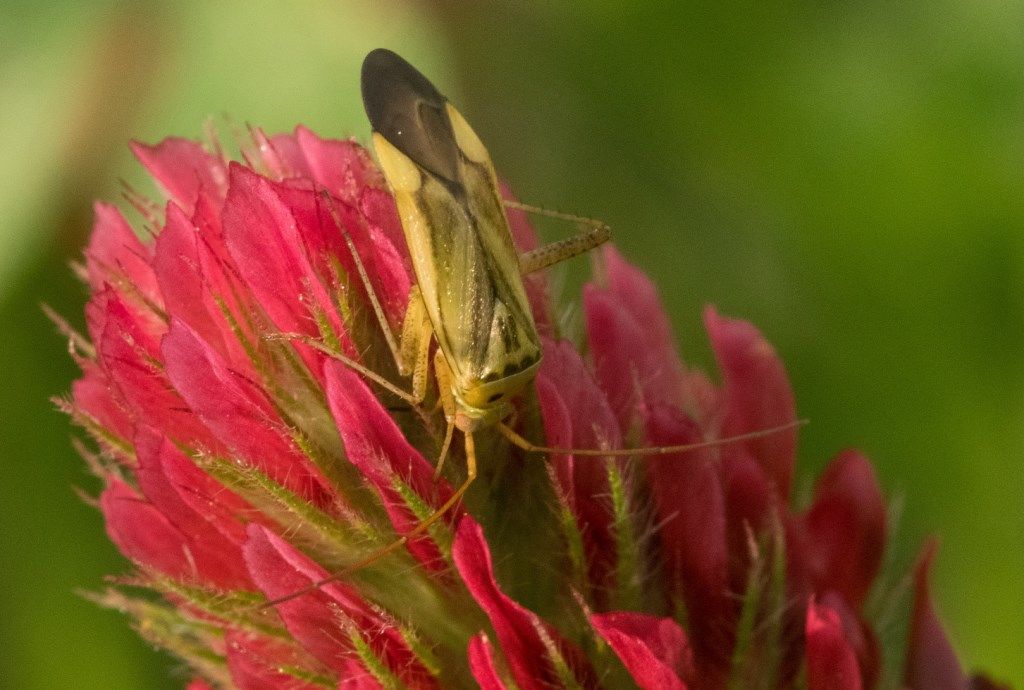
[487, 392, 503, 403]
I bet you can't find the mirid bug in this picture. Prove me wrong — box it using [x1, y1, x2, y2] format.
[265, 49, 802, 606]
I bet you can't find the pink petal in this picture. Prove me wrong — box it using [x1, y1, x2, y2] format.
[134, 426, 252, 589]
[324, 361, 453, 570]
[819, 592, 881, 688]
[359, 186, 411, 275]
[100, 479, 199, 581]
[243, 524, 436, 688]
[221, 163, 349, 374]
[602, 246, 684, 396]
[535, 339, 621, 595]
[85, 202, 159, 302]
[96, 290, 209, 444]
[270, 176, 409, 328]
[161, 317, 335, 508]
[452, 518, 596, 690]
[131, 138, 227, 213]
[499, 183, 540, 253]
[797, 450, 886, 609]
[584, 246, 687, 433]
[186, 680, 214, 690]
[468, 634, 510, 690]
[71, 360, 133, 444]
[147, 425, 255, 547]
[805, 599, 863, 690]
[720, 449, 776, 590]
[295, 126, 384, 205]
[268, 132, 312, 178]
[226, 629, 324, 690]
[499, 185, 552, 335]
[905, 541, 968, 690]
[338, 659, 385, 689]
[590, 612, 691, 690]
[705, 307, 798, 500]
[152, 202, 252, 368]
[643, 403, 731, 681]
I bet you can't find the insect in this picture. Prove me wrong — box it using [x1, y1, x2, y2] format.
[266, 49, 800, 606]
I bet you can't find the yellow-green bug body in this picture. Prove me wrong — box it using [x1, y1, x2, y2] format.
[362, 49, 543, 430]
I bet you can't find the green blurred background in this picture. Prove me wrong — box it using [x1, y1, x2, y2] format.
[1, 1, 1021, 687]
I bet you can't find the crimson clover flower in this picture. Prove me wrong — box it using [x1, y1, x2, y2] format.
[62, 125, 1007, 689]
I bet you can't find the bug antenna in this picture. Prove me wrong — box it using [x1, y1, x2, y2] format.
[497, 418, 808, 457]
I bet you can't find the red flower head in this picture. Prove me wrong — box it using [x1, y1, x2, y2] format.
[64, 120, 1006, 687]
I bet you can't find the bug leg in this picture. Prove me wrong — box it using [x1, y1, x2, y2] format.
[399, 287, 434, 404]
[431, 349, 458, 479]
[504, 200, 612, 274]
[265, 331, 421, 407]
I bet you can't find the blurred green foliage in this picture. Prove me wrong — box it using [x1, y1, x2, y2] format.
[1, 1, 1020, 687]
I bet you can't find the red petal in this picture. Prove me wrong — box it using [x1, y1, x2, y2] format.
[132, 138, 227, 213]
[798, 450, 886, 608]
[819, 592, 881, 688]
[499, 183, 540, 253]
[147, 425, 255, 546]
[590, 612, 691, 690]
[805, 599, 863, 690]
[161, 317, 335, 508]
[905, 541, 968, 690]
[468, 634, 510, 690]
[186, 680, 214, 690]
[705, 307, 797, 500]
[536, 339, 621, 595]
[452, 518, 596, 690]
[643, 403, 731, 680]
[85, 202, 159, 301]
[225, 629, 324, 690]
[324, 361, 453, 570]
[243, 525, 436, 688]
[602, 246, 684, 395]
[584, 246, 687, 433]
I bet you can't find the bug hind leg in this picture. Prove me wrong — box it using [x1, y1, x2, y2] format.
[505, 200, 612, 274]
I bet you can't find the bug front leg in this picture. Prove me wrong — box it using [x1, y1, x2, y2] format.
[399, 286, 434, 404]
[505, 200, 612, 274]
[431, 349, 458, 480]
